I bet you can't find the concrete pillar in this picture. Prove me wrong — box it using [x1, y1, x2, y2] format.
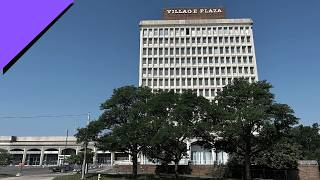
[58, 147, 62, 165]
[187, 141, 191, 161]
[39, 147, 44, 166]
[211, 148, 215, 165]
[22, 148, 27, 165]
[110, 152, 115, 166]
[76, 146, 80, 155]
[128, 154, 132, 164]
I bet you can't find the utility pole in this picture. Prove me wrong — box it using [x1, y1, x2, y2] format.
[81, 113, 90, 180]
[62, 129, 69, 172]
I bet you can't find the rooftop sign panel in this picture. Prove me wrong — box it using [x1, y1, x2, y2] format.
[163, 7, 225, 20]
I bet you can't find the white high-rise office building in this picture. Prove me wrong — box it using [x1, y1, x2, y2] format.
[139, 8, 258, 101]
[138, 8, 259, 164]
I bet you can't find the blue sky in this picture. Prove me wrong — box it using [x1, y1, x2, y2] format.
[0, 0, 319, 136]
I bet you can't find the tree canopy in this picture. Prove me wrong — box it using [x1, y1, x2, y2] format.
[208, 79, 298, 180]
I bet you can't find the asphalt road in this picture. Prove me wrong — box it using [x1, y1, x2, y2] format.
[0, 166, 67, 180]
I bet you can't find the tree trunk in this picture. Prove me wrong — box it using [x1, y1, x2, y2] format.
[81, 145, 87, 180]
[174, 161, 179, 179]
[132, 152, 138, 177]
[244, 142, 251, 180]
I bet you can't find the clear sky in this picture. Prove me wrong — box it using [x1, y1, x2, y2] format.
[0, 0, 319, 136]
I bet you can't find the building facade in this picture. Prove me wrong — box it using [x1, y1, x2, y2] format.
[0, 136, 128, 166]
[139, 8, 259, 164]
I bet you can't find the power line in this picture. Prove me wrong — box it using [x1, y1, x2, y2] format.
[0, 113, 88, 119]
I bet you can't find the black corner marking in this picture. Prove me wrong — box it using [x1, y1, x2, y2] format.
[3, 3, 74, 74]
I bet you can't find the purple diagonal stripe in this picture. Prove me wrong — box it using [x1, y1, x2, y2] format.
[0, 0, 73, 71]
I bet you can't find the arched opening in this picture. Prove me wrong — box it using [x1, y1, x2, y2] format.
[191, 141, 212, 165]
[10, 149, 24, 165]
[26, 148, 41, 166]
[43, 148, 59, 166]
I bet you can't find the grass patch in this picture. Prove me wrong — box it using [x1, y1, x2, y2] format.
[53, 174, 227, 180]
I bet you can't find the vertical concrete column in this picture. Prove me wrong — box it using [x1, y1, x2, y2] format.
[22, 147, 27, 165]
[76, 146, 80, 155]
[187, 141, 191, 159]
[58, 147, 62, 165]
[128, 154, 132, 164]
[110, 152, 115, 166]
[211, 148, 215, 165]
[39, 147, 44, 166]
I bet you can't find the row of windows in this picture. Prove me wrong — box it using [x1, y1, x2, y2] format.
[141, 77, 256, 88]
[142, 56, 254, 66]
[142, 46, 253, 56]
[142, 26, 251, 37]
[142, 36, 251, 46]
[142, 67, 255, 76]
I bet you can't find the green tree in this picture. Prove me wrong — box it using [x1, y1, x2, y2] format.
[253, 139, 302, 169]
[67, 151, 94, 165]
[0, 149, 11, 166]
[96, 86, 153, 177]
[143, 90, 211, 178]
[289, 123, 320, 161]
[75, 120, 103, 179]
[208, 79, 298, 180]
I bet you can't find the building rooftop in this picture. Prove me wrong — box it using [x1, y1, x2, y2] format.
[140, 18, 253, 27]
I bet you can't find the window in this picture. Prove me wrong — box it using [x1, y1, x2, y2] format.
[176, 78, 180, 86]
[205, 89, 209, 96]
[159, 68, 163, 75]
[233, 67, 237, 74]
[187, 78, 191, 86]
[170, 68, 174, 76]
[159, 79, 163, 86]
[142, 68, 146, 76]
[165, 68, 168, 75]
[205, 78, 209, 86]
[181, 68, 185, 75]
[170, 79, 174, 86]
[142, 79, 146, 86]
[164, 29, 169, 36]
[142, 58, 146, 65]
[199, 78, 203, 86]
[227, 67, 231, 74]
[153, 68, 158, 76]
[186, 28, 190, 35]
[216, 78, 220, 85]
[249, 56, 253, 63]
[193, 78, 197, 86]
[159, 38, 163, 44]
[176, 68, 180, 75]
[250, 67, 254, 74]
[203, 67, 208, 75]
[154, 29, 158, 36]
[143, 29, 147, 37]
[187, 68, 191, 75]
[153, 79, 157, 86]
[215, 67, 219, 75]
[210, 78, 214, 86]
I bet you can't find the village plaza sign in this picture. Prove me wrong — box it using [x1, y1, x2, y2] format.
[163, 8, 226, 20]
